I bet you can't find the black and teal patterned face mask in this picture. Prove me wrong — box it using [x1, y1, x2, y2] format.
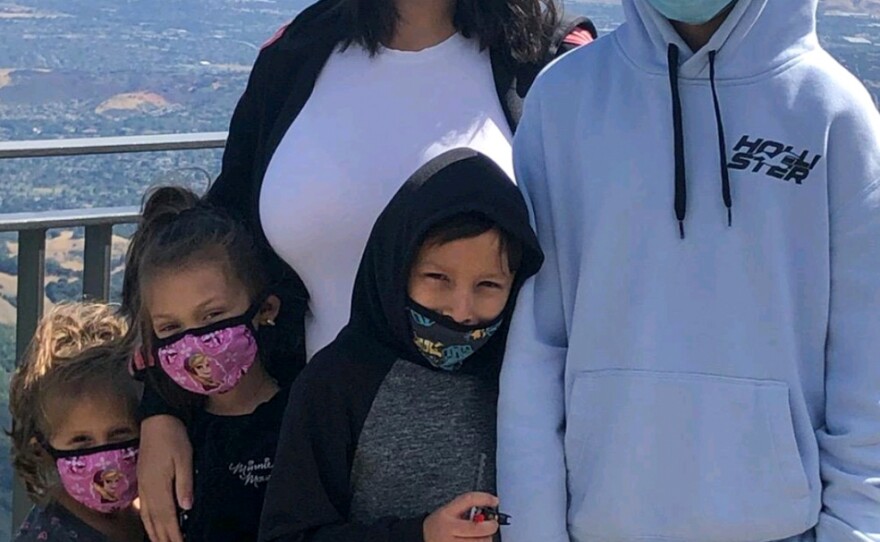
[407, 300, 504, 371]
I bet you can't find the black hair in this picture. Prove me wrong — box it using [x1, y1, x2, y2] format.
[341, 0, 560, 64]
[127, 186, 268, 303]
[421, 212, 523, 273]
[120, 186, 270, 417]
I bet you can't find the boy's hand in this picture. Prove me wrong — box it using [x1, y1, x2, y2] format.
[423, 492, 500, 541]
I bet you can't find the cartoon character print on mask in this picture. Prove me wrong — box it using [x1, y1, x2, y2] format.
[51, 441, 139, 514]
[408, 301, 503, 371]
[156, 318, 259, 395]
[93, 468, 124, 504]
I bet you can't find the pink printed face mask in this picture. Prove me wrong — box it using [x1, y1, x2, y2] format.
[44, 439, 139, 513]
[153, 302, 260, 395]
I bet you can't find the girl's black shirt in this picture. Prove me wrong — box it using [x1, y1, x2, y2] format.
[182, 387, 291, 542]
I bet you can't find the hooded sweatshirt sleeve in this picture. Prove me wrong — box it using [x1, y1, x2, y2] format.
[204, 46, 267, 218]
[814, 80, 880, 542]
[497, 80, 571, 542]
[258, 351, 426, 542]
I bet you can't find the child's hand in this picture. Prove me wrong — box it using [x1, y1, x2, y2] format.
[138, 415, 193, 542]
[423, 492, 500, 542]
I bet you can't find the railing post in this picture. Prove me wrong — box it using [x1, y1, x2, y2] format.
[12, 229, 46, 531]
[83, 224, 113, 301]
[15, 230, 46, 359]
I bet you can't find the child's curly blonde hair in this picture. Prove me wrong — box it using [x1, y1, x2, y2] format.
[8, 303, 141, 503]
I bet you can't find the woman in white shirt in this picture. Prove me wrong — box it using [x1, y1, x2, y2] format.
[128, 1, 595, 541]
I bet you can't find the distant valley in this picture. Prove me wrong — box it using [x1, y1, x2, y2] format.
[573, 0, 880, 17]
[0, 3, 878, 538]
[822, 0, 880, 16]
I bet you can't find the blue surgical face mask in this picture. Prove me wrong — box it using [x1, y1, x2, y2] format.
[645, 0, 735, 25]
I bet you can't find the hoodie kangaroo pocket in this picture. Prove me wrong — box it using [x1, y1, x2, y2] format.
[564, 370, 811, 542]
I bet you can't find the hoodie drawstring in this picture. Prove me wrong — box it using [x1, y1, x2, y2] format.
[709, 50, 733, 228]
[666, 43, 734, 238]
[667, 44, 687, 239]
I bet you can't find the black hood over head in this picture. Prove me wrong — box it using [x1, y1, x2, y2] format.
[337, 148, 544, 374]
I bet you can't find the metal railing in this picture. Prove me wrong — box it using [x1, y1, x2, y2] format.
[0, 132, 227, 533]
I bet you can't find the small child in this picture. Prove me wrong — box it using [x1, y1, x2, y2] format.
[125, 186, 287, 541]
[258, 148, 544, 542]
[9, 303, 144, 542]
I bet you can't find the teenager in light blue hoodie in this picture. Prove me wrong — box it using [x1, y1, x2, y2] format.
[498, 1, 880, 542]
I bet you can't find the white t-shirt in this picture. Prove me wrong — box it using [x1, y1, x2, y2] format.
[259, 33, 514, 359]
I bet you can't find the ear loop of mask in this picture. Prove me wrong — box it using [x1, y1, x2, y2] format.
[37, 435, 140, 460]
[151, 291, 273, 350]
[407, 298, 505, 333]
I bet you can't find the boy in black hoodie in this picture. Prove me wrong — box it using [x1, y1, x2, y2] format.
[258, 149, 544, 542]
